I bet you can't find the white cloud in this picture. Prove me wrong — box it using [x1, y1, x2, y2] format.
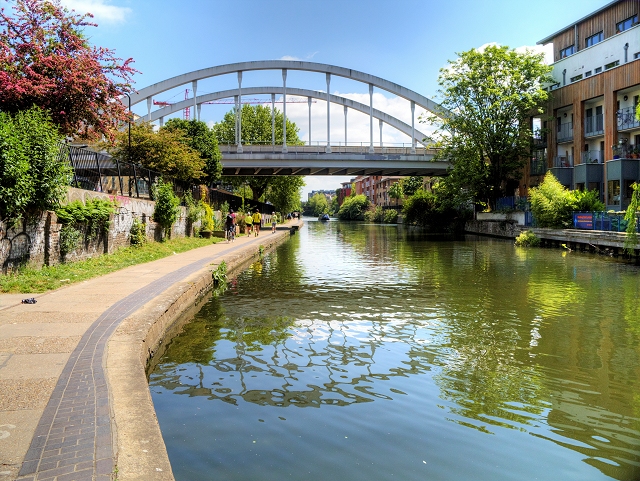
[60, 0, 131, 24]
[280, 55, 302, 61]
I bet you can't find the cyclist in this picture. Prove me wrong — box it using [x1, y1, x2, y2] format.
[225, 209, 236, 242]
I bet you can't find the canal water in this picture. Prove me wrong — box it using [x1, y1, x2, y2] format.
[149, 220, 640, 481]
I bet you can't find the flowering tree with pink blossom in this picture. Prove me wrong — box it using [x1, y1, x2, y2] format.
[0, 0, 137, 140]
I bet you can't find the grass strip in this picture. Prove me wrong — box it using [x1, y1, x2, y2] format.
[0, 237, 222, 294]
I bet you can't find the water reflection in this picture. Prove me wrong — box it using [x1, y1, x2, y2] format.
[150, 221, 640, 481]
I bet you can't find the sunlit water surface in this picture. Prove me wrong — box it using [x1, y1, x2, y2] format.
[149, 220, 640, 481]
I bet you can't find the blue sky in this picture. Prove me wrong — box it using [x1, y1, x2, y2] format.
[59, 0, 606, 199]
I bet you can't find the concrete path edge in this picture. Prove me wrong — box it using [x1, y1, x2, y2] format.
[106, 228, 295, 480]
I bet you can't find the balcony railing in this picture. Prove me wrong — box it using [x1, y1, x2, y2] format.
[584, 114, 604, 136]
[553, 155, 574, 167]
[581, 150, 604, 164]
[617, 106, 640, 131]
[530, 158, 546, 176]
[612, 143, 640, 159]
[557, 122, 573, 143]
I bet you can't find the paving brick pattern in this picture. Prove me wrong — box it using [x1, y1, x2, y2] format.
[16, 239, 256, 480]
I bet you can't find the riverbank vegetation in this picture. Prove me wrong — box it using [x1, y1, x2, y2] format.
[0, 236, 221, 294]
[529, 172, 604, 228]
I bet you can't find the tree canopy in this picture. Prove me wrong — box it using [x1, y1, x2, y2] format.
[427, 45, 553, 209]
[107, 123, 205, 182]
[163, 119, 222, 184]
[214, 104, 304, 208]
[307, 193, 329, 216]
[0, 0, 137, 140]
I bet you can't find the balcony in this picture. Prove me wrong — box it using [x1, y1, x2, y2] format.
[617, 106, 640, 132]
[553, 155, 574, 167]
[581, 150, 604, 164]
[557, 122, 573, 143]
[584, 114, 604, 137]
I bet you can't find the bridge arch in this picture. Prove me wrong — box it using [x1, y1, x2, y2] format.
[139, 86, 430, 147]
[128, 60, 449, 153]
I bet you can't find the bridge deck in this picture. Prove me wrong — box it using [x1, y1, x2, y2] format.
[220, 144, 449, 176]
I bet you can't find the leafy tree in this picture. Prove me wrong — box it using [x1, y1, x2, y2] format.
[107, 123, 204, 181]
[0, 106, 71, 222]
[388, 182, 403, 201]
[307, 193, 329, 216]
[267, 176, 304, 214]
[152, 179, 180, 239]
[214, 104, 303, 201]
[0, 0, 137, 140]
[427, 45, 553, 208]
[337, 194, 369, 220]
[162, 119, 222, 183]
[401, 176, 424, 196]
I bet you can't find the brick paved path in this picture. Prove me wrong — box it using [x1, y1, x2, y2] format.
[16, 239, 258, 481]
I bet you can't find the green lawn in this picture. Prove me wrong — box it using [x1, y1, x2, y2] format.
[0, 237, 222, 294]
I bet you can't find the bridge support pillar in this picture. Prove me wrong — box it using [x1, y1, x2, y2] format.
[411, 101, 416, 154]
[271, 93, 276, 150]
[146, 97, 152, 122]
[379, 119, 383, 147]
[344, 105, 348, 148]
[326, 73, 331, 153]
[282, 69, 288, 154]
[192, 80, 198, 121]
[308, 97, 312, 145]
[369, 84, 375, 154]
[237, 72, 243, 153]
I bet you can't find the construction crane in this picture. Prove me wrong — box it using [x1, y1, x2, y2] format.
[153, 89, 315, 119]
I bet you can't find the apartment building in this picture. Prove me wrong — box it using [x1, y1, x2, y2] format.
[375, 176, 405, 208]
[526, 0, 640, 210]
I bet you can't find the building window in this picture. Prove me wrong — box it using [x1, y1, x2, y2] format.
[608, 180, 620, 205]
[586, 31, 603, 47]
[616, 15, 638, 33]
[604, 60, 619, 70]
[570, 74, 583, 82]
[585, 70, 592, 77]
[560, 45, 575, 58]
[594, 67, 602, 73]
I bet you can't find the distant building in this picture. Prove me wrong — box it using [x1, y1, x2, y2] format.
[375, 176, 404, 207]
[308, 189, 335, 202]
[336, 180, 354, 206]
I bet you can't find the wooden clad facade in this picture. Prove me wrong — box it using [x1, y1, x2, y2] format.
[551, 0, 639, 61]
[522, 1, 640, 209]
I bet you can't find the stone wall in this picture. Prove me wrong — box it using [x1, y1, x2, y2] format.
[0, 188, 194, 273]
[465, 220, 523, 239]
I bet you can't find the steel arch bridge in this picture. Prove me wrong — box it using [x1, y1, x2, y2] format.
[128, 60, 451, 176]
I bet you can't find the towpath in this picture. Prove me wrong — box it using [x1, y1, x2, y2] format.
[0, 221, 301, 481]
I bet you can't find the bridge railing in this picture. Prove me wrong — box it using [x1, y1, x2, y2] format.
[219, 142, 438, 156]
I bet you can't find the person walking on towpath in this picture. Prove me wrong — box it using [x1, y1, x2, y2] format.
[271, 211, 277, 233]
[225, 208, 236, 242]
[245, 212, 253, 236]
[253, 209, 262, 237]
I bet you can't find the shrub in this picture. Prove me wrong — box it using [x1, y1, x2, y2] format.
[529, 173, 576, 228]
[383, 209, 398, 224]
[0, 107, 71, 223]
[152, 180, 180, 240]
[59, 224, 81, 257]
[129, 218, 146, 247]
[364, 205, 384, 223]
[572, 189, 605, 212]
[403, 189, 439, 226]
[515, 230, 541, 247]
[201, 202, 214, 232]
[337, 194, 369, 220]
